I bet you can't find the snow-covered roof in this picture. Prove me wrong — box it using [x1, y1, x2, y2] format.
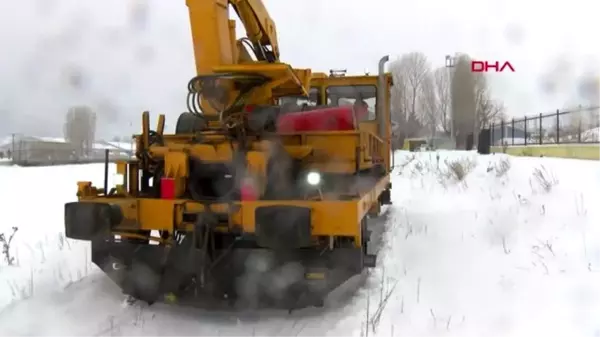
[33, 136, 68, 143]
[94, 140, 134, 151]
[107, 141, 135, 151]
[581, 127, 599, 142]
[0, 135, 136, 153]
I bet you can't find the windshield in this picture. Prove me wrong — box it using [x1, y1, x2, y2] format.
[326, 85, 377, 121]
[278, 88, 319, 107]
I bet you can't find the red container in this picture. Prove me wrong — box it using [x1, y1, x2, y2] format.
[240, 182, 258, 201]
[240, 176, 259, 201]
[160, 177, 176, 199]
[276, 105, 368, 133]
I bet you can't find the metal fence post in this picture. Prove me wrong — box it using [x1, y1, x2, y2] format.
[511, 118, 515, 145]
[539, 113, 543, 145]
[578, 116, 582, 143]
[524, 116, 528, 145]
[556, 109, 560, 144]
[461, 106, 594, 149]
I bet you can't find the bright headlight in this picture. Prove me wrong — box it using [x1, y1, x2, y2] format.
[306, 171, 321, 186]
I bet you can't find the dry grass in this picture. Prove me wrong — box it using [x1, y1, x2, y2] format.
[396, 153, 416, 175]
[531, 165, 558, 192]
[494, 157, 511, 177]
[0, 227, 19, 266]
[437, 157, 477, 188]
[446, 157, 476, 181]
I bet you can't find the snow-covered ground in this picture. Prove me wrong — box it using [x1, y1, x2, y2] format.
[0, 151, 599, 336]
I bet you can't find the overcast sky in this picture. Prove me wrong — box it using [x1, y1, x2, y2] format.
[0, 0, 597, 139]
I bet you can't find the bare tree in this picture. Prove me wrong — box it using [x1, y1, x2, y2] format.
[419, 74, 440, 139]
[474, 73, 505, 132]
[389, 51, 506, 149]
[433, 67, 452, 133]
[389, 61, 408, 149]
[64, 106, 96, 157]
[389, 52, 430, 144]
[402, 52, 431, 122]
[389, 60, 408, 124]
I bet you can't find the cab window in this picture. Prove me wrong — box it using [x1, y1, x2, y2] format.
[278, 88, 320, 107]
[326, 85, 377, 121]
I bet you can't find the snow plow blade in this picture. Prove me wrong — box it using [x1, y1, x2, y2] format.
[91, 238, 375, 310]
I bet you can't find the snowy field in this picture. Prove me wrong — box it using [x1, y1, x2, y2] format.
[0, 151, 599, 336]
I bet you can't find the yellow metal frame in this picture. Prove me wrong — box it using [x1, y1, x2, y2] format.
[73, 73, 393, 249]
[304, 73, 394, 174]
[76, 173, 389, 247]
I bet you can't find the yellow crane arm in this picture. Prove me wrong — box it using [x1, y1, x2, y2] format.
[230, 0, 279, 62]
[185, 0, 310, 114]
[185, 0, 281, 75]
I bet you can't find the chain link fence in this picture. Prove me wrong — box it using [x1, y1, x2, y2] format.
[490, 106, 600, 146]
[0, 134, 134, 166]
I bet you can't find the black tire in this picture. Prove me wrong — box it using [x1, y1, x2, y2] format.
[361, 218, 369, 253]
[124, 261, 161, 304]
[175, 112, 208, 134]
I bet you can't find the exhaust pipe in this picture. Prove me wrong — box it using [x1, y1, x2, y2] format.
[377, 55, 391, 171]
[375, 55, 394, 171]
[377, 55, 389, 138]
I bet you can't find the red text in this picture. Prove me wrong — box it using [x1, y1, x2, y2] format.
[471, 61, 515, 73]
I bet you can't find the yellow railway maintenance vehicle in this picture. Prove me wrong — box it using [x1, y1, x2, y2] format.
[64, 0, 393, 309]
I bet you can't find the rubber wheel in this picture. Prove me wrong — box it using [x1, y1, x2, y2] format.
[124, 261, 161, 304]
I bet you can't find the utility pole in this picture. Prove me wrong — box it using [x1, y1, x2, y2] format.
[445, 55, 456, 148]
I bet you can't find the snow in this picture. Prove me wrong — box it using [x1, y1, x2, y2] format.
[0, 151, 599, 336]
